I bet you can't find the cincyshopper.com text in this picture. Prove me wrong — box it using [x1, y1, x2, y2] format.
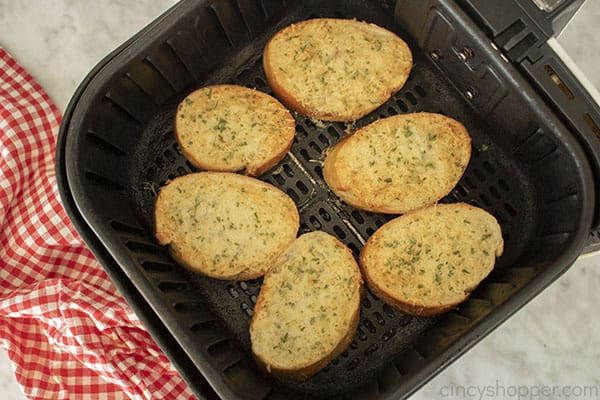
[440, 380, 599, 399]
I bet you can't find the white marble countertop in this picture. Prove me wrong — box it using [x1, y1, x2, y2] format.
[1, 1, 599, 399]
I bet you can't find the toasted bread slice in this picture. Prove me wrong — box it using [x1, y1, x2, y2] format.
[250, 231, 363, 381]
[323, 112, 471, 214]
[174, 85, 295, 176]
[360, 203, 503, 316]
[154, 172, 299, 280]
[263, 18, 413, 122]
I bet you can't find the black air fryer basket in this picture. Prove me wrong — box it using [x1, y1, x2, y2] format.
[56, 0, 600, 399]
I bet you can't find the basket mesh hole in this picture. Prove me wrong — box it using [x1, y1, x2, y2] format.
[272, 173, 285, 185]
[300, 148, 310, 162]
[286, 188, 299, 202]
[480, 193, 492, 206]
[254, 76, 266, 89]
[297, 124, 308, 138]
[357, 327, 367, 341]
[236, 68, 252, 82]
[352, 210, 364, 224]
[110, 220, 144, 235]
[145, 166, 156, 181]
[318, 133, 329, 145]
[387, 107, 398, 116]
[327, 125, 342, 139]
[162, 130, 173, 141]
[396, 99, 408, 112]
[381, 328, 396, 342]
[314, 164, 323, 179]
[504, 203, 517, 216]
[364, 343, 379, 357]
[174, 301, 204, 312]
[305, 119, 316, 129]
[296, 180, 309, 194]
[498, 178, 510, 192]
[333, 225, 346, 239]
[190, 320, 218, 332]
[167, 174, 177, 182]
[363, 319, 376, 333]
[299, 222, 310, 234]
[398, 315, 413, 327]
[319, 208, 332, 221]
[241, 302, 253, 316]
[163, 149, 175, 162]
[185, 160, 196, 171]
[140, 261, 173, 272]
[126, 240, 161, 253]
[309, 141, 321, 154]
[227, 285, 240, 298]
[347, 358, 360, 371]
[283, 164, 294, 177]
[473, 168, 486, 182]
[374, 311, 385, 326]
[482, 160, 496, 174]
[158, 281, 190, 292]
[383, 304, 396, 317]
[309, 215, 322, 229]
[489, 185, 501, 199]
[464, 176, 476, 189]
[405, 91, 418, 105]
[362, 297, 372, 308]
[455, 184, 468, 197]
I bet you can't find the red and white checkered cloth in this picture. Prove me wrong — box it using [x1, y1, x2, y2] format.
[0, 48, 195, 399]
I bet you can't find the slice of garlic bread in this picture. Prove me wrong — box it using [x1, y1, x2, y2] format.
[250, 231, 363, 381]
[175, 84, 295, 176]
[360, 203, 503, 316]
[323, 112, 471, 214]
[263, 18, 413, 122]
[154, 172, 299, 280]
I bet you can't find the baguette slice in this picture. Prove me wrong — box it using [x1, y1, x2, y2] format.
[250, 231, 363, 381]
[154, 172, 299, 280]
[360, 203, 503, 316]
[175, 84, 295, 176]
[323, 113, 471, 214]
[263, 18, 413, 121]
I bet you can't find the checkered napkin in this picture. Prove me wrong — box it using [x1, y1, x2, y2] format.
[0, 48, 195, 399]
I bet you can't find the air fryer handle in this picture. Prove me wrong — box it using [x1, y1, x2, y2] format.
[520, 41, 600, 230]
[459, 0, 585, 62]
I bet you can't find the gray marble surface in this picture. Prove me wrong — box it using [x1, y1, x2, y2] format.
[0, 1, 598, 399]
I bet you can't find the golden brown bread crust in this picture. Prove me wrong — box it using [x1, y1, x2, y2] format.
[154, 172, 299, 280]
[251, 298, 362, 381]
[323, 112, 472, 214]
[263, 18, 413, 122]
[250, 231, 363, 381]
[174, 84, 295, 177]
[359, 203, 503, 316]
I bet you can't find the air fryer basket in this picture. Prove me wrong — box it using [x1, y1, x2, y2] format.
[59, 0, 596, 399]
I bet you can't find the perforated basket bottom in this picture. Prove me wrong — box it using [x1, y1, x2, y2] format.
[121, 7, 538, 398]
